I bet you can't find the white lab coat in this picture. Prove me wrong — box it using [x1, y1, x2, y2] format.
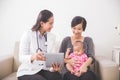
[17, 30, 56, 77]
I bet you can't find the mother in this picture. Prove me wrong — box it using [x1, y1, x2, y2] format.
[59, 16, 97, 80]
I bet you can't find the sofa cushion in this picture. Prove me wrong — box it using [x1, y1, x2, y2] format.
[13, 41, 20, 72]
[0, 55, 14, 79]
[95, 56, 119, 80]
[2, 72, 17, 80]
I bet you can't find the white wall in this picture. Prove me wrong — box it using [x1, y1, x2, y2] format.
[0, 0, 120, 59]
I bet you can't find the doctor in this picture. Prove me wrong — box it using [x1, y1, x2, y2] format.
[17, 9, 61, 80]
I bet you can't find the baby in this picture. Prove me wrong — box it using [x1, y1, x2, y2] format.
[65, 41, 88, 77]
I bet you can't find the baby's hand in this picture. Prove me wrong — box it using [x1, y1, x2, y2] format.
[66, 48, 71, 53]
[65, 48, 71, 59]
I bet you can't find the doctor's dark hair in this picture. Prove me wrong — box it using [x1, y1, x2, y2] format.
[31, 9, 53, 31]
[71, 16, 87, 31]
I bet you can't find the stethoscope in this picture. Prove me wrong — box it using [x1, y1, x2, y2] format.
[36, 31, 47, 53]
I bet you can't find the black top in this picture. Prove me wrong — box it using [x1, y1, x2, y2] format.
[59, 36, 95, 63]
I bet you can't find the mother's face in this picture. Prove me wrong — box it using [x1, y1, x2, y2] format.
[72, 23, 83, 36]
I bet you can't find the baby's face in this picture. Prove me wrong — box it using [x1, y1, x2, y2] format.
[74, 45, 81, 51]
[73, 42, 83, 55]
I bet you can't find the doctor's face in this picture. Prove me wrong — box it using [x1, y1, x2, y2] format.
[41, 16, 54, 32]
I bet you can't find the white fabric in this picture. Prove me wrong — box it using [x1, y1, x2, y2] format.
[17, 30, 56, 77]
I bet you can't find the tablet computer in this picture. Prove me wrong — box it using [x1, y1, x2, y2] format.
[45, 53, 64, 67]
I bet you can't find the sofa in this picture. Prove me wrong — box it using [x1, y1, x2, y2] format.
[0, 41, 119, 80]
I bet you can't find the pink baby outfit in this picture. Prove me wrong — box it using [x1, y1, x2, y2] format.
[69, 53, 88, 73]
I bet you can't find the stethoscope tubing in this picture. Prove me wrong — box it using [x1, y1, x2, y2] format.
[36, 31, 47, 53]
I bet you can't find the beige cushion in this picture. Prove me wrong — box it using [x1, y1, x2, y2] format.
[13, 41, 20, 72]
[2, 72, 17, 80]
[0, 55, 13, 79]
[95, 56, 119, 80]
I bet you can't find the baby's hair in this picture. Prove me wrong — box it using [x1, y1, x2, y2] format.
[73, 41, 84, 52]
[73, 41, 83, 45]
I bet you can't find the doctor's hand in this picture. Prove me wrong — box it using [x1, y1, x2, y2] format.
[51, 63, 61, 72]
[31, 52, 46, 63]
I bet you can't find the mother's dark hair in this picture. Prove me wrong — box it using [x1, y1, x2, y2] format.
[71, 16, 87, 31]
[31, 9, 53, 31]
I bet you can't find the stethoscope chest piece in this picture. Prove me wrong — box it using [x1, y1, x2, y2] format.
[45, 42, 47, 46]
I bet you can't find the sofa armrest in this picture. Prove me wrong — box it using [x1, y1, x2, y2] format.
[0, 55, 14, 79]
[95, 56, 119, 80]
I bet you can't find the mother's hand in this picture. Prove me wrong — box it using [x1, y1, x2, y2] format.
[79, 64, 88, 75]
[68, 58, 76, 66]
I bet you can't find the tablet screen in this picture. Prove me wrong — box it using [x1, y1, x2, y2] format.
[45, 53, 64, 67]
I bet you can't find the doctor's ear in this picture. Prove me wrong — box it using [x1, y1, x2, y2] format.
[40, 22, 44, 27]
